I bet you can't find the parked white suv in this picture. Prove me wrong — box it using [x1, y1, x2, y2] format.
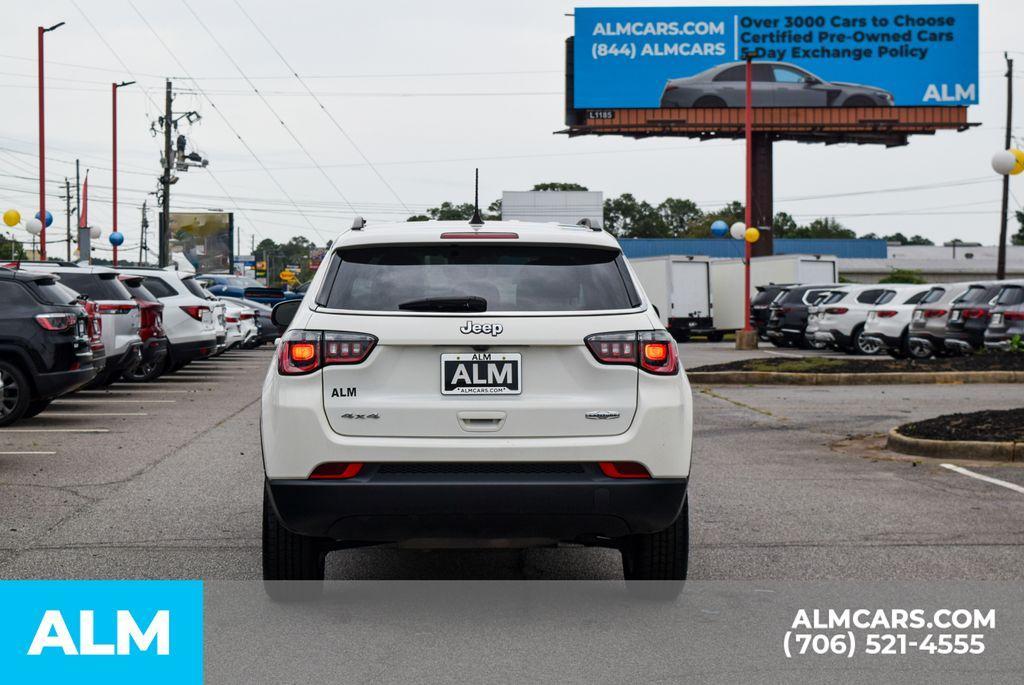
[118, 268, 219, 372]
[261, 220, 693, 585]
[861, 285, 934, 358]
[806, 284, 893, 354]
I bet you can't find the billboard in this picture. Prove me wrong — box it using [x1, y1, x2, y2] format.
[573, 4, 978, 109]
[169, 212, 234, 274]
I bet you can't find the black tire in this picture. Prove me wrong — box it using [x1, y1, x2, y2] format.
[122, 356, 166, 383]
[887, 329, 911, 360]
[0, 360, 31, 428]
[621, 498, 689, 582]
[843, 95, 875, 107]
[22, 399, 52, 419]
[849, 324, 880, 355]
[694, 95, 726, 108]
[706, 332, 725, 343]
[263, 487, 327, 599]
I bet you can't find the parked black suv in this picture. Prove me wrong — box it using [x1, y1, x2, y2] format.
[765, 284, 839, 348]
[0, 268, 97, 426]
[751, 284, 792, 341]
[944, 284, 1004, 354]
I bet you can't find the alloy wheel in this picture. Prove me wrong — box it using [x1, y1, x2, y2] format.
[0, 369, 20, 419]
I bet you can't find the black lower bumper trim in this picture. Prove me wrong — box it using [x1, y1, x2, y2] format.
[168, 337, 217, 364]
[267, 473, 688, 543]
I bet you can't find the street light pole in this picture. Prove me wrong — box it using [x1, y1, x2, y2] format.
[37, 21, 64, 261]
[998, 53, 1013, 281]
[112, 80, 135, 267]
[744, 51, 754, 334]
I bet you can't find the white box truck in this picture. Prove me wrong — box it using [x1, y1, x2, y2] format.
[629, 255, 717, 341]
[710, 254, 839, 331]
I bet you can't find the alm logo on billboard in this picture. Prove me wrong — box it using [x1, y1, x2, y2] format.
[923, 82, 976, 103]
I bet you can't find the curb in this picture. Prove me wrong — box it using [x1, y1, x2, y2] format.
[885, 428, 1023, 462]
[686, 370, 1024, 386]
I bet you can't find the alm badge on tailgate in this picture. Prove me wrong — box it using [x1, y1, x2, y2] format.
[441, 353, 521, 395]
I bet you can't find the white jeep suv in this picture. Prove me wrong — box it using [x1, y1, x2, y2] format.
[261, 220, 693, 584]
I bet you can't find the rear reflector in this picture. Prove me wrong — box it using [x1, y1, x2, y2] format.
[922, 309, 947, 318]
[962, 308, 988, 319]
[598, 462, 651, 479]
[875, 310, 899, 318]
[440, 232, 519, 239]
[309, 462, 363, 479]
[825, 307, 848, 315]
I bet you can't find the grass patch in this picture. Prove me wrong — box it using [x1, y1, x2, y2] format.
[743, 358, 847, 373]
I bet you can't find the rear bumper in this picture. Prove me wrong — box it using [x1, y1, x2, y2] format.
[943, 329, 984, 351]
[863, 333, 901, 350]
[168, 337, 217, 364]
[668, 316, 714, 335]
[141, 336, 169, 364]
[34, 365, 98, 399]
[266, 472, 688, 542]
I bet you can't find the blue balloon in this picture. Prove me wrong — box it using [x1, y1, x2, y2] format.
[34, 210, 54, 228]
[109, 231, 124, 246]
[710, 220, 729, 237]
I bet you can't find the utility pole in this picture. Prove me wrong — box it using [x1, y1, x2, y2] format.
[64, 177, 72, 260]
[998, 53, 1013, 281]
[160, 80, 173, 268]
[75, 158, 80, 221]
[139, 200, 149, 264]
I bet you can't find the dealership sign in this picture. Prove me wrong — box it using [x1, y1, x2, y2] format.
[573, 4, 978, 108]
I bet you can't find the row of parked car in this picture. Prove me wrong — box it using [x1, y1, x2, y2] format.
[0, 262, 288, 427]
[752, 279, 1024, 358]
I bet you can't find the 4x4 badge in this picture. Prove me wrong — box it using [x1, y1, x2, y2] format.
[459, 321, 503, 336]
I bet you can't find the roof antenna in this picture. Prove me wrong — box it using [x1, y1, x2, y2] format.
[469, 168, 484, 227]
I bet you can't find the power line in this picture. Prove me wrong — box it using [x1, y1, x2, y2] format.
[127, 0, 330, 240]
[230, 0, 410, 214]
[181, 0, 358, 217]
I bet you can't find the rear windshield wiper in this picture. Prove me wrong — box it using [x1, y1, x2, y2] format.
[397, 296, 487, 312]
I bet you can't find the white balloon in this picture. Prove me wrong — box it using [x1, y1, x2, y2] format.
[25, 218, 42, 236]
[730, 221, 747, 240]
[90, 225, 102, 239]
[992, 150, 1016, 175]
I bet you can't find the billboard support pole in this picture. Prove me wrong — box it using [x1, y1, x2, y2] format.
[735, 51, 759, 350]
[997, 53, 1013, 281]
[160, 80, 172, 268]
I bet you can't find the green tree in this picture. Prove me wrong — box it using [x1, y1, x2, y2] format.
[0, 234, 27, 261]
[772, 211, 799, 237]
[603, 193, 669, 238]
[532, 182, 589, 191]
[690, 201, 745, 236]
[657, 198, 704, 237]
[1014, 210, 1024, 246]
[784, 217, 856, 239]
[879, 268, 927, 284]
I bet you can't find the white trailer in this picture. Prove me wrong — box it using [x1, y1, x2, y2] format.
[710, 254, 839, 331]
[628, 255, 717, 340]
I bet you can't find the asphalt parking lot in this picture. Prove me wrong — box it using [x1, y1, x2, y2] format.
[0, 343, 1021, 581]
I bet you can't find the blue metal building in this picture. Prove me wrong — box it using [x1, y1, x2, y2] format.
[617, 238, 886, 260]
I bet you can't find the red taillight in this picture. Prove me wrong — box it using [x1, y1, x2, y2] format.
[277, 330, 377, 375]
[825, 307, 849, 315]
[35, 313, 76, 331]
[875, 310, 898, 318]
[584, 330, 679, 375]
[1004, 311, 1024, 321]
[962, 308, 988, 320]
[598, 462, 651, 479]
[239, 312, 254, 320]
[922, 309, 947, 318]
[97, 303, 136, 314]
[309, 462, 363, 479]
[225, 315, 240, 323]
[439, 232, 519, 239]
[180, 305, 209, 321]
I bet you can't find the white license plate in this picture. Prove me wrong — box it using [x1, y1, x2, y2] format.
[913, 310, 924, 322]
[441, 353, 521, 395]
[991, 313, 1004, 326]
[950, 310, 962, 321]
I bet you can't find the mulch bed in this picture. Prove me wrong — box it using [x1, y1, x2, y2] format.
[898, 408, 1024, 443]
[691, 354, 1024, 374]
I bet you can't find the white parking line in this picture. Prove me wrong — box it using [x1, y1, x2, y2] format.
[940, 464, 1024, 495]
[761, 350, 803, 358]
[53, 399, 176, 404]
[0, 428, 109, 433]
[0, 451, 57, 455]
[84, 389, 191, 394]
[38, 412, 149, 417]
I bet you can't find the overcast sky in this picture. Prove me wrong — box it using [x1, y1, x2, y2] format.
[2, 0, 1020, 260]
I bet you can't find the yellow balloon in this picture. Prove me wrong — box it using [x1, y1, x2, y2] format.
[745, 227, 760, 243]
[3, 209, 21, 227]
[1011, 148, 1024, 175]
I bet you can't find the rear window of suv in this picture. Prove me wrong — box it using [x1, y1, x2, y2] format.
[56, 272, 132, 301]
[996, 286, 1024, 306]
[318, 245, 640, 312]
